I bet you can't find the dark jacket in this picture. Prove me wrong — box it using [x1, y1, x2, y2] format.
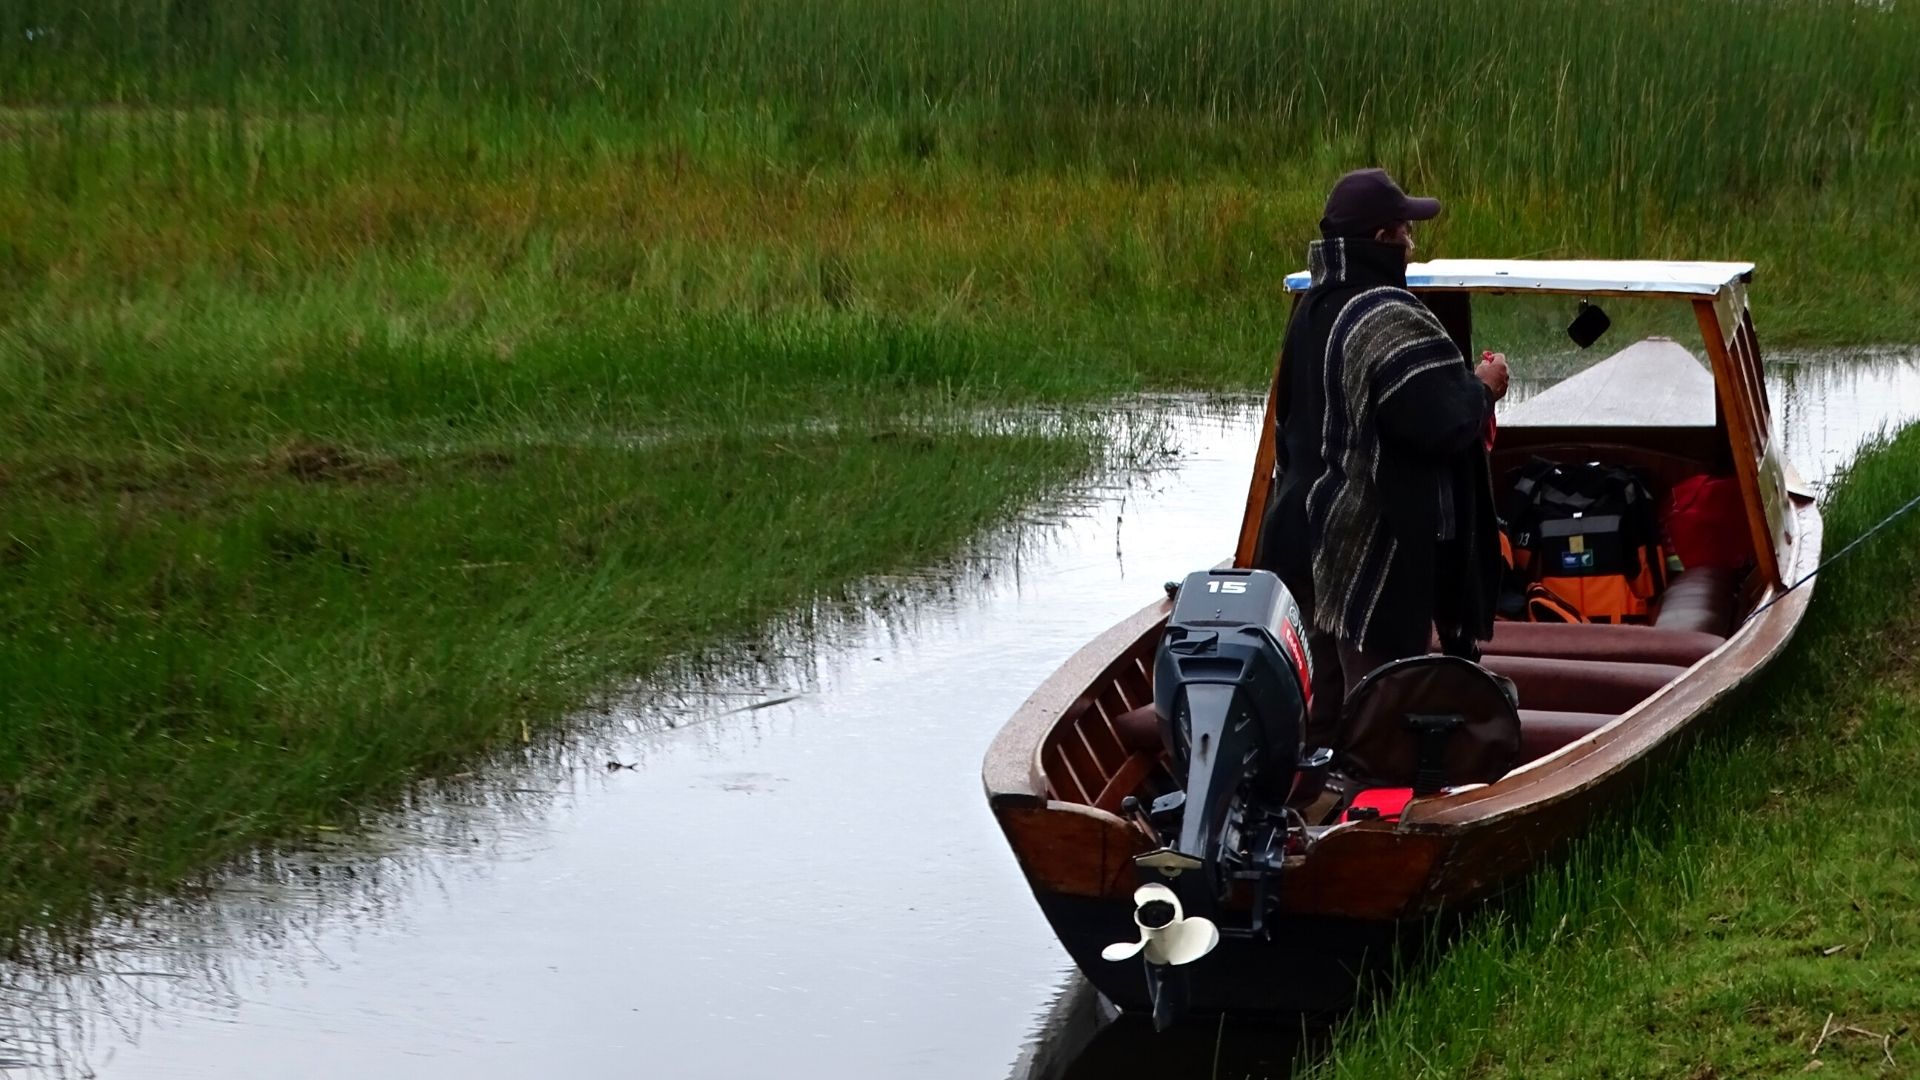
[1256, 238, 1501, 657]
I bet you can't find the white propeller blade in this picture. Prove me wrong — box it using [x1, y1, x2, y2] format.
[1102, 883, 1220, 967]
[1144, 917, 1220, 966]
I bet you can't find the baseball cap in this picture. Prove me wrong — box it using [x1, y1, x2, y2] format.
[1319, 168, 1442, 238]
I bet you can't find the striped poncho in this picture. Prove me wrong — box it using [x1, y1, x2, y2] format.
[1295, 239, 1494, 653]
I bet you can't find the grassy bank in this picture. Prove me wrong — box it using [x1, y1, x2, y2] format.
[4, 0, 1918, 932]
[0, 408, 1108, 933]
[1306, 426, 1920, 1079]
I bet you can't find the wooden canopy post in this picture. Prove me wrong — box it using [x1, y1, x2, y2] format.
[1235, 292, 1304, 568]
[1233, 342, 1288, 568]
[1693, 294, 1786, 586]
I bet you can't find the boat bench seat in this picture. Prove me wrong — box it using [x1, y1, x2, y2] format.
[1651, 565, 1744, 637]
[1518, 709, 1613, 759]
[1474, 567, 1745, 667]
[1480, 654, 1687, 715]
[1480, 621, 1723, 666]
[1112, 703, 1162, 753]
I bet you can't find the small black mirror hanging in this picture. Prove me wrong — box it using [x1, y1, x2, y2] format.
[1567, 299, 1611, 348]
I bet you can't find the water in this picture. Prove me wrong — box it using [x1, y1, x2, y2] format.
[5, 352, 1919, 1079]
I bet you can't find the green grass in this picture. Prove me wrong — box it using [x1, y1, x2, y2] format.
[1305, 426, 1920, 1080]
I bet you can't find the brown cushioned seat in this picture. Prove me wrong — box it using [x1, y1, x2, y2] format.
[1112, 703, 1162, 753]
[1652, 565, 1744, 636]
[1479, 620, 1724, 667]
[1481, 655, 1686, 715]
[1518, 709, 1614, 759]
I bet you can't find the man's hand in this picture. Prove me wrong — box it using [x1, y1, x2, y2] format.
[1476, 351, 1510, 401]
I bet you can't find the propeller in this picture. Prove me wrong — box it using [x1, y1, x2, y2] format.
[1101, 883, 1220, 967]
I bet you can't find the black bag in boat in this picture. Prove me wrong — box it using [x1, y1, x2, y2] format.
[1505, 458, 1667, 622]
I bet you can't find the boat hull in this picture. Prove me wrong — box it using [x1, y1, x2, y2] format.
[986, 496, 1821, 1017]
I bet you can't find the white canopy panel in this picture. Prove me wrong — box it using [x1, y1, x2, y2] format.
[1282, 258, 1754, 296]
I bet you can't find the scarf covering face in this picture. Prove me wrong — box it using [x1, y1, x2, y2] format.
[1301, 238, 1465, 648]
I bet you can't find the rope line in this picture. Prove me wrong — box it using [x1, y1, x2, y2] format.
[1743, 488, 1920, 623]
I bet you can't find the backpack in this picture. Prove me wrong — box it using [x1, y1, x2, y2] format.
[1506, 459, 1668, 623]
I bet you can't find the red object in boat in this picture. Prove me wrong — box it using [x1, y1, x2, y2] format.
[1343, 787, 1414, 823]
[1665, 474, 1755, 569]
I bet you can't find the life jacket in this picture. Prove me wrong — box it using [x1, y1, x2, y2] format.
[1506, 460, 1668, 623]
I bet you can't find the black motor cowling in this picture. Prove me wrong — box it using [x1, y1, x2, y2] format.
[1150, 570, 1315, 892]
[1120, 569, 1318, 1031]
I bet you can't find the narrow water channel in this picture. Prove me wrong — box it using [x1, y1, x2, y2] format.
[6, 352, 1919, 1079]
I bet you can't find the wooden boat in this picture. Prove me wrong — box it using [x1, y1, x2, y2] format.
[982, 260, 1820, 1019]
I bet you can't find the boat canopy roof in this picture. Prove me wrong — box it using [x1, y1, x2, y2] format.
[1282, 258, 1754, 297]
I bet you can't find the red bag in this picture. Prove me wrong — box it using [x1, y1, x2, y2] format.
[1664, 475, 1754, 570]
[1343, 788, 1414, 823]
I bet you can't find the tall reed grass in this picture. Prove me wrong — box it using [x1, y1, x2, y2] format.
[7, 1, 1917, 213]
[6, 0, 1916, 352]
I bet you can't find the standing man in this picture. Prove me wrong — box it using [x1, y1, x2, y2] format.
[1256, 168, 1509, 749]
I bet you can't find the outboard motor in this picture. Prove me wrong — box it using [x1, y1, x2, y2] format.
[1152, 568, 1317, 883]
[1115, 568, 1323, 1029]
